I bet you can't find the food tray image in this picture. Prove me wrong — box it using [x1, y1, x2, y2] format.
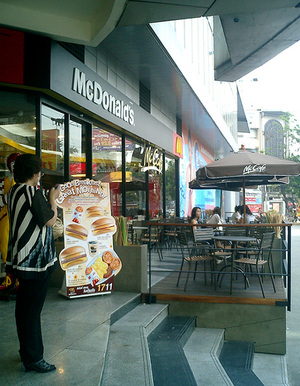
[85, 249, 122, 286]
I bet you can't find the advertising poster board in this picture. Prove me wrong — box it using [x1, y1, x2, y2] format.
[56, 179, 122, 298]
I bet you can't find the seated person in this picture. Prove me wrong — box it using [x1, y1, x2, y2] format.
[241, 205, 256, 224]
[189, 207, 201, 229]
[207, 206, 223, 248]
[207, 206, 222, 225]
[231, 205, 242, 224]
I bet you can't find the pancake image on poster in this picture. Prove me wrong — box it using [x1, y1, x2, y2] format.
[91, 217, 115, 236]
[59, 245, 87, 270]
[65, 223, 88, 240]
[86, 206, 101, 217]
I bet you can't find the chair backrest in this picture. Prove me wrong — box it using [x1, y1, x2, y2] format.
[193, 227, 214, 243]
[225, 226, 247, 236]
[260, 231, 275, 248]
[258, 232, 275, 259]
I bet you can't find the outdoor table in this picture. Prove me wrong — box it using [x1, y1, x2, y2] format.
[213, 235, 257, 294]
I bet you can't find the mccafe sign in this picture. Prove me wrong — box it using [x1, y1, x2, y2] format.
[72, 68, 135, 126]
[243, 164, 267, 175]
[141, 146, 163, 173]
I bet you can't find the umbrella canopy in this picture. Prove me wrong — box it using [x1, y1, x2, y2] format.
[191, 146, 300, 222]
[196, 148, 300, 182]
[189, 176, 289, 191]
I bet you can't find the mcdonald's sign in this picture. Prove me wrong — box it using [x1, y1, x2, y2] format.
[173, 133, 183, 158]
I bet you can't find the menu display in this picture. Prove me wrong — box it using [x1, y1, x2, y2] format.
[56, 179, 122, 298]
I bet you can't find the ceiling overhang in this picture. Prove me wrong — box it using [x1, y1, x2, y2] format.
[0, 1, 299, 81]
[100, 24, 235, 158]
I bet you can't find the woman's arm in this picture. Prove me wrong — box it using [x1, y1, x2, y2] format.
[45, 187, 60, 227]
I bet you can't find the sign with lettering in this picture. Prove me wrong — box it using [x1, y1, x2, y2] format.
[141, 146, 163, 173]
[56, 179, 122, 298]
[72, 68, 135, 126]
[243, 164, 267, 175]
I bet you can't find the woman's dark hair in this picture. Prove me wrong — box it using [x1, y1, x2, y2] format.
[213, 206, 221, 215]
[190, 207, 201, 222]
[240, 205, 252, 215]
[14, 154, 42, 183]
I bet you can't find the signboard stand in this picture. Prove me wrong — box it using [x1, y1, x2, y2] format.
[56, 179, 122, 299]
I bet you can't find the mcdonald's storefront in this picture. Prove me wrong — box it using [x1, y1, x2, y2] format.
[0, 28, 189, 221]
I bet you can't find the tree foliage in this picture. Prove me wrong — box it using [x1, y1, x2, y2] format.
[266, 113, 300, 212]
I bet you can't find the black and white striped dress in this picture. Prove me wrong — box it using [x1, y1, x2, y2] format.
[6, 184, 57, 279]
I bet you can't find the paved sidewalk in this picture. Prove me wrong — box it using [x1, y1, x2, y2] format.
[0, 289, 139, 385]
[286, 225, 300, 385]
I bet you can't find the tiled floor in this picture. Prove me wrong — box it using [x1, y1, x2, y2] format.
[0, 289, 138, 386]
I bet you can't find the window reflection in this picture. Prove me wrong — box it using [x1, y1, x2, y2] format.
[70, 118, 87, 179]
[125, 140, 146, 219]
[92, 126, 122, 216]
[41, 104, 64, 188]
[165, 157, 176, 218]
[0, 91, 36, 178]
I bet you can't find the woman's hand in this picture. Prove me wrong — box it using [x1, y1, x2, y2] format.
[48, 185, 60, 202]
[45, 185, 60, 227]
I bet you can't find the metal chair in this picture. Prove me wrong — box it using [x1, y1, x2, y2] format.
[176, 230, 216, 291]
[235, 232, 276, 298]
[140, 225, 163, 261]
[193, 227, 231, 266]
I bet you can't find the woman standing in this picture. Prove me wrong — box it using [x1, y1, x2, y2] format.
[3, 154, 60, 373]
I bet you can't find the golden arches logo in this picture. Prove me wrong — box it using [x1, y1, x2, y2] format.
[176, 136, 182, 155]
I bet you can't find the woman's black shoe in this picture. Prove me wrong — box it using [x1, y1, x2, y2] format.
[24, 359, 56, 373]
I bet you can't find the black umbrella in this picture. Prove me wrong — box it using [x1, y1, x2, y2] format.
[190, 146, 300, 220]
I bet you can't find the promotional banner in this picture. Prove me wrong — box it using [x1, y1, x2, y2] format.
[56, 179, 122, 298]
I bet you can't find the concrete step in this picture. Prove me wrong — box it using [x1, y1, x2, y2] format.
[183, 328, 234, 385]
[100, 303, 169, 386]
[252, 353, 289, 386]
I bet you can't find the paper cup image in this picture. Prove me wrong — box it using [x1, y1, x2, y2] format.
[72, 206, 84, 224]
[88, 240, 99, 257]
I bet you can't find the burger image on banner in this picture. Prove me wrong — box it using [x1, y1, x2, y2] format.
[55, 179, 122, 298]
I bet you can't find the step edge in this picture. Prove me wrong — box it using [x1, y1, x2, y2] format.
[183, 328, 233, 386]
[252, 353, 290, 386]
[110, 293, 142, 325]
[210, 329, 234, 386]
[139, 325, 155, 386]
[141, 304, 169, 336]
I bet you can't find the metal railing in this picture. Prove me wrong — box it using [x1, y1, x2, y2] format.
[143, 222, 292, 310]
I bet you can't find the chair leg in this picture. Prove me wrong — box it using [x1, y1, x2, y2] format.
[184, 261, 192, 291]
[176, 257, 185, 287]
[257, 267, 265, 298]
[193, 261, 198, 280]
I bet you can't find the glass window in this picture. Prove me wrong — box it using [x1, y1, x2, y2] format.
[92, 126, 122, 216]
[70, 118, 87, 179]
[41, 104, 65, 188]
[149, 172, 162, 219]
[0, 90, 36, 179]
[165, 156, 176, 218]
[125, 140, 146, 219]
